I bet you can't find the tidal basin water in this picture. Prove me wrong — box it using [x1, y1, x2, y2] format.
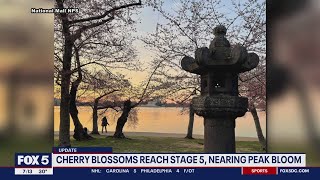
[54, 106, 266, 138]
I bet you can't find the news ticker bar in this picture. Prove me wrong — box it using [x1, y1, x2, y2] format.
[14, 151, 307, 175]
[14, 167, 312, 176]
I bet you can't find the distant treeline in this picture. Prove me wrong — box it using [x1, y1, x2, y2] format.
[54, 98, 186, 107]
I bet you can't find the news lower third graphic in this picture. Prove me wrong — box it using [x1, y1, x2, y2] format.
[15, 153, 53, 175]
[13, 147, 312, 176]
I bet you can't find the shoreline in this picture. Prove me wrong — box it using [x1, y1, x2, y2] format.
[53, 131, 258, 141]
[54, 105, 265, 111]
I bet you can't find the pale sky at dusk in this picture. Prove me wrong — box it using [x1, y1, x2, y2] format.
[122, 0, 247, 85]
[120, 0, 198, 85]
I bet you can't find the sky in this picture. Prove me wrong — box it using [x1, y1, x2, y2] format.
[125, 0, 200, 85]
[124, 0, 265, 85]
[121, 0, 201, 85]
[118, 3, 159, 85]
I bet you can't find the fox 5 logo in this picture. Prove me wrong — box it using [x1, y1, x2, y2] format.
[15, 153, 51, 167]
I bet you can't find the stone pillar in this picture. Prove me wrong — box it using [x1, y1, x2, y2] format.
[204, 118, 235, 153]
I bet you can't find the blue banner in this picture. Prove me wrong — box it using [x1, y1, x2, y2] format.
[1, 167, 319, 179]
[52, 147, 113, 153]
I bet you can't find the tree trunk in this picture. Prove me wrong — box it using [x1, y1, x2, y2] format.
[57, 0, 73, 147]
[185, 104, 195, 139]
[250, 105, 266, 150]
[58, 37, 73, 147]
[91, 99, 100, 135]
[114, 100, 132, 138]
[69, 83, 83, 140]
[69, 82, 93, 141]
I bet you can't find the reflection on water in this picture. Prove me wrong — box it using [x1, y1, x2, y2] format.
[54, 106, 266, 138]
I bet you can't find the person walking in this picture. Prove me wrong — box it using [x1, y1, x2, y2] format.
[101, 116, 109, 134]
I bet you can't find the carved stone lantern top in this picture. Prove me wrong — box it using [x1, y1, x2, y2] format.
[181, 25, 259, 75]
[213, 25, 227, 36]
[180, 25, 260, 119]
[210, 25, 230, 48]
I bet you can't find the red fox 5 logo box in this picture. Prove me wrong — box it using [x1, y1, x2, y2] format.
[15, 153, 52, 167]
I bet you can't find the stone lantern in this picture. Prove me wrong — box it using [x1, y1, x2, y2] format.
[181, 25, 259, 153]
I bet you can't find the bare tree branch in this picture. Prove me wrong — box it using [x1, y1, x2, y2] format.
[131, 61, 163, 108]
[72, 16, 115, 41]
[69, 0, 142, 24]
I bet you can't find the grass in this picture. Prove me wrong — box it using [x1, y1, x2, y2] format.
[0, 136, 263, 166]
[54, 135, 264, 153]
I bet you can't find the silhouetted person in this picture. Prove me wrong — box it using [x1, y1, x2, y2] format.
[83, 127, 88, 135]
[101, 116, 109, 134]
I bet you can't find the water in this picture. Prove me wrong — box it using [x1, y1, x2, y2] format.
[54, 106, 266, 138]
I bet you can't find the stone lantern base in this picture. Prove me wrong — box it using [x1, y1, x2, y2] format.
[192, 95, 248, 153]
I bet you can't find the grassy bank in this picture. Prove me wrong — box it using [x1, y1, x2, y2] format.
[54, 135, 264, 153]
